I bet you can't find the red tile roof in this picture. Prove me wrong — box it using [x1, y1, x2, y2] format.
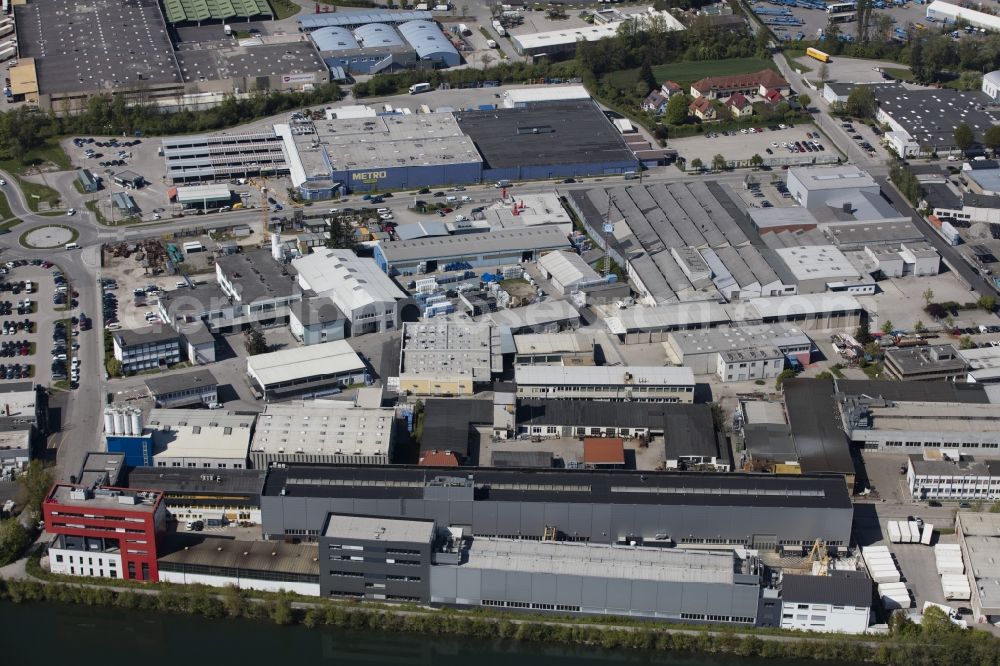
[662, 80, 682, 93]
[583, 437, 625, 465]
[418, 450, 460, 467]
[692, 69, 788, 94]
[725, 91, 751, 109]
[689, 97, 713, 113]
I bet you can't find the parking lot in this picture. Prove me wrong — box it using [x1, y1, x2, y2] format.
[670, 124, 839, 168]
[764, 1, 937, 42]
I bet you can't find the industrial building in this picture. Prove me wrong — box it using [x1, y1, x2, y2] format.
[127, 467, 267, 525]
[288, 297, 346, 346]
[836, 379, 998, 454]
[320, 512, 766, 624]
[158, 536, 320, 596]
[145, 408, 254, 470]
[76, 452, 126, 488]
[927, 2, 1000, 38]
[779, 571, 872, 634]
[144, 368, 219, 408]
[0, 388, 47, 471]
[906, 453, 1000, 501]
[394, 322, 501, 396]
[162, 130, 289, 183]
[782, 378, 856, 488]
[510, 7, 684, 58]
[311, 25, 419, 76]
[770, 245, 871, 294]
[279, 111, 482, 197]
[373, 227, 569, 276]
[605, 293, 864, 344]
[486, 299, 581, 334]
[298, 10, 434, 31]
[417, 398, 495, 462]
[515, 399, 728, 470]
[537, 250, 604, 296]
[883, 344, 969, 382]
[514, 365, 695, 403]
[246, 339, 368, 401]
[565, 182, 792, 305]
[215, 250, 302, 327]
[958, 345, 1000, 383]
[293, 249, 415, 336]
[664, 324, 812, 374]
[455, 102, 639, 181]
[502, 85, 590, 108]
[786, 166, 880, 209]
[44, 484, 167, 582]
[112, 327, 183, 374]
[261, 465, 853, 549]
[956, 512, 1000, 623]
[716, 347, 785, 383]
[512, 332, 598, 366]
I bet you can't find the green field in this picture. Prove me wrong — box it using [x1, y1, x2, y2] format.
[605, 57, 778, 90]
[783, 49, 814, 73]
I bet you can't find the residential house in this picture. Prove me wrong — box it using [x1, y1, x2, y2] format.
[690, 69, 789, 101]
[689, 96, 717, 121]
[643, 90, 670, 114]
[725, 91, 753, 118]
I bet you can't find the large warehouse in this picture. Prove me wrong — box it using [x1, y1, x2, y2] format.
[261, 465, 854, 549]
[309, 17, 460, 75]
[246, 340, 368, 401]
[455, 102, 639, 181]
[279, 112, 482, 196]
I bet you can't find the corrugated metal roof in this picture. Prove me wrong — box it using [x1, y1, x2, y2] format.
[310, 26, 360, 51]
[398, 20, 459, 64]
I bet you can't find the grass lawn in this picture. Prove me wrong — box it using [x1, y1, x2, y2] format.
[0, 219, 22, 232]
[604, 57, 778, 90]
[783, 49, 814, 73]
[0, 139, 70, 212]
[0, 191, 13, 220]
[884, 67, 914, 82]
[269, 0, 300, 19]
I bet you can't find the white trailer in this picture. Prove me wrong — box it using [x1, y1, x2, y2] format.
[909, 521, 922, 543]
[0, 46, 15, 62]
[888, 521, 902, 543]
[921, 524, 934, 545]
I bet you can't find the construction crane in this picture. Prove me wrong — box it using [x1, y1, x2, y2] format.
[806, 538, 830, 576]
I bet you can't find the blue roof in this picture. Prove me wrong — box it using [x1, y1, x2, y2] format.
[398, 20, 460, 65]
[354, 23, 405, 48]
[299, 10, 432, 30]
[311, 26, 360, 51]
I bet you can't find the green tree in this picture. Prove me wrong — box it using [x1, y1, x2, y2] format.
[244, 327, 268, 356]
[0, 518, 28, 566]
[985, 126, 1000, 154]
[855, 318, 873, 345]
[881, 319, 894, 335]
[637, 59, 657, 95]
[690, 157, 703, 171]
[711, 153, 727, 171]
[954, 123, 975, 153]
[105, 357, 122, 378]
[845, 85, 876, 118]
[18, 460, 53, 518]
[922, 287, 935, 305]
[666, 94, 688, 125]
[960, 335, 975, 350]
[798, 93, 811, 109]
[749, 153, 763, 167]
[914, 319, 927, 333]
[775, 368, 797, 390]
[979, 294, 997, 311]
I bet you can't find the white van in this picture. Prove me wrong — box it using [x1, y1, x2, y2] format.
[64, 242, 80, 250]
[445, 195, 457, 203]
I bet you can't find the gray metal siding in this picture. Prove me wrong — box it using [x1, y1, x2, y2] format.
[264, 497, 852, 546]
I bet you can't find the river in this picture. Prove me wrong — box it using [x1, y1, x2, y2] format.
[1, 600, 845, 666]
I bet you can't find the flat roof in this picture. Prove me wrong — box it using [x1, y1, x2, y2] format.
[158, 536, 318, 577]
[782, 571, 872, 607]
[290, 112, 481, 180]
[773, 245, 861, 283]
[789, 165, 878, 191]
[504, 85, 590, 104]
[264, 464, 854, 509]
[399, 322, 499, 380]
[462, 538, 736, 584]
[884, 344, 967, 374]
[959, 346, 1000, 381]
[175, 42, 325, 84]
[420, 398, 494, 457]
[835, 379, 991, 403]
[146, 409, 255, 430]
[378, 226, 568, 263]
[609, 301, 731, 333]
[47, 484, 161, 513]
[745, 293, 863, 319]
[873, 86, 998, 147]
[513, 332, 594, 355]
[251, 399, 394, 457]
[515, 364, 694, 387]
[909, 454, 999, 477]
[324, 513, 435, 542]
[487, 299, 579, 330]
[821, 219, 924, 246]
[174, 184, 232, 203]
[298, 10, 432, 30]
[583, 437, 625, 465]
[127, 467, 267, 496]
[965, 167, 1000, 194]
[783, 378, 855, 476]
[113, 326, 180, 348]
[150, 422, 252, 461]
[293, 249, 407, 311]
[669, 324, 811, 358]
[144, 368, 218, 397]
[743, 423, 797, 461]
[864, 401, 1000, 434]
[215, 249, 299, 303]
[455, 101, 637, 170]
[0, 389, 36, 417]
[77, 452, 126, 487]
[247, 339, 365, 387]
[15, 0, 182, 95]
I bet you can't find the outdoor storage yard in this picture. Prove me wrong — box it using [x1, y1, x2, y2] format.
[753, 0, 940, 43]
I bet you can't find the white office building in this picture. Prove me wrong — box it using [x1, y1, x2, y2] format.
[780, 571, 872, 634]
[907, 453, 1000, 501]
[716, 347, 785, 383]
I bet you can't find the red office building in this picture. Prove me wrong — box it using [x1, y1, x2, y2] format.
[43, 483, 167, 582]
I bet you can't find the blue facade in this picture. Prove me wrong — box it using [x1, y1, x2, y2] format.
[333, 160, 482, 193]
[105, 435, 153, 467]
[482, 159, 638, 182]
[299, 180, 339, 200]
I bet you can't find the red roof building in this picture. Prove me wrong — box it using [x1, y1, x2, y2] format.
[583, 437, 626, 468]
[418, 450, 460, 467]
[724, 91, 753, 118]
[43, 483, 167, 582]
[690, 69, 789, 100]
[688, 96, 717, 121]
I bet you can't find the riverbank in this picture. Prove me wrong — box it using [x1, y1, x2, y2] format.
[2, 570, 999, 665]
